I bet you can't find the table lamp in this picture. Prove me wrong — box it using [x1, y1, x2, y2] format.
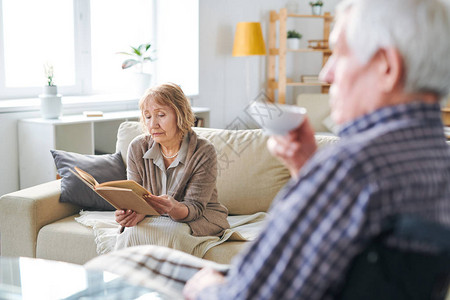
[232, 22, 266, 102]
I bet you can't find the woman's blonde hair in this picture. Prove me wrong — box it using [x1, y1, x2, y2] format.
[139, 83, 195, 137]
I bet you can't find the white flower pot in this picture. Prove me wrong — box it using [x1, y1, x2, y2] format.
[312, 6, 322, 15]
[287, 38, 300, 50]
[43, 85, 58, 95]
[39, 86, 62, 119]
[132, 73, 152, 97]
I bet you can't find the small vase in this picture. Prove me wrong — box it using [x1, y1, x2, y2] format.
[287, 38, 300, 50]
[312, 5, 322, 15]
[39, 85, 62, 119]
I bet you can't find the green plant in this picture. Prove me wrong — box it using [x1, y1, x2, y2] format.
[44, 62, 54, 86]
[117, 43, 155, 73]
[309, 0, 323, 6]
[287, 30, 302, 39]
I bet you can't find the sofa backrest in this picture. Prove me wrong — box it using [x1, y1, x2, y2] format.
[193, 127, 291, 215]
[296, 93, 331, 133]
[116, 122, 339, 215]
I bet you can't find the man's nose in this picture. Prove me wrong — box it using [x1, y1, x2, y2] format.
[319, 56, 335, 84]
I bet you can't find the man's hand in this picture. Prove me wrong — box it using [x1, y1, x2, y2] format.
[267, 117, 317, 178]
[115, 209, 145, 227]
[183, 267, 226, 300]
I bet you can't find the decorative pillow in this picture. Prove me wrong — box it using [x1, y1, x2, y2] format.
[50, 150, 127, 211]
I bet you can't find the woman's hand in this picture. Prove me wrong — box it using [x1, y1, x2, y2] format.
[115, 209, 145, 227]
[144, 194, 189, 220]
[267, 117, 317, 179]
[183, 267, 226, 300]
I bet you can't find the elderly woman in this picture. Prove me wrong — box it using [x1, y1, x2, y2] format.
[115, 83, 229, 250]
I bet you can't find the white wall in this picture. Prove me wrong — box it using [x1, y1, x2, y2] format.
[196, 0, 339, 129]
[0, 0, 339, 196]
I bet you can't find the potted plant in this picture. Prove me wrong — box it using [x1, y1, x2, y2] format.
[39, 62, 62, 119]
[309, 0, 323, 15]
[287, 30, 302, 49]
[117, 43, 156, 96]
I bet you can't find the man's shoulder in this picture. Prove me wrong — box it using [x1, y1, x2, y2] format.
[314, 122, 447, 177]
[309, 129, 391, 174]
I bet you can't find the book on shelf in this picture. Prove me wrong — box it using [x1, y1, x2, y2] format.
[307, 39, 329, 50]
[194, 117, 204, 127]
[83, 111, 104, 117]
[301, 75, 322, 83]
[70, 167, 159, 215]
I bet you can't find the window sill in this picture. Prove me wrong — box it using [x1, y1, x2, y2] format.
[0, 93, 140, 114]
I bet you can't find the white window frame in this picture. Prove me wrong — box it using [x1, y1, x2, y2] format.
[0, 0, 198, 101]
[73, 0, 92, 96]
[0, 0, 92, 99]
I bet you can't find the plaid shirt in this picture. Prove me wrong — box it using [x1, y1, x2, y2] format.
[200, 101, 450, 300]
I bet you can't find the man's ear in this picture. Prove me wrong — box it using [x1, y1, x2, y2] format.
[375, 47, 404, 93]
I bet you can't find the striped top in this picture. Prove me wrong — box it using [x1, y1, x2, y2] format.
[201, 101, 450, 300]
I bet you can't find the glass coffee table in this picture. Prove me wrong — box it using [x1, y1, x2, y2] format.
[0, 257, 175, 299]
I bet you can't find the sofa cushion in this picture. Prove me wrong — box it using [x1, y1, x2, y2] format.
[193, 127, 290, 215]
[51, 150, 127, 211]
[296, 93, 331, 133]
[37, 215, 98, 265]
[116, 121, 145, 166]
[115, 122, 291, 215]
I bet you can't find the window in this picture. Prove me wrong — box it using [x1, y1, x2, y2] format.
[0, 0, 198, 100]
[156, 0, 199, 96]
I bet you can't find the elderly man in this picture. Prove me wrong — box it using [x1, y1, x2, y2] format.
[183, 0, 450, 299]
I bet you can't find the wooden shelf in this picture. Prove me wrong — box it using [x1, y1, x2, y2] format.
[269, 79, 330, 88]
[267, 8, 333, 103]
[288, 48, 332, 53]
[269, 48, 331, 54]
[287, 82, 330, 87]
[287, 13, 333, 19]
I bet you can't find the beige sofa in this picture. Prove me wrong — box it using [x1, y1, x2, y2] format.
[296, 93, 334, 133]
[0, 122, 338, 265]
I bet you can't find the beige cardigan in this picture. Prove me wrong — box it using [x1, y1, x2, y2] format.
[127, 130, 230, 237]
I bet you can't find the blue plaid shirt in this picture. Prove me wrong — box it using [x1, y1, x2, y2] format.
[200, 101, 450, 300]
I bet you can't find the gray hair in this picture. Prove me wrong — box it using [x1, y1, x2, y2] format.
[337, 0, 450, 97]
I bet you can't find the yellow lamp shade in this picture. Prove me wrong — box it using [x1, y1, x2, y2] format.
[232, 22, 266, 56]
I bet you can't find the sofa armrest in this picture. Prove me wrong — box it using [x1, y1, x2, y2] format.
[0, 180, 80, 258]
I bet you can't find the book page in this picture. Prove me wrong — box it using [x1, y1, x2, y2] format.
[70, 168, 96, 189]
[95, 189, 159, 215]
[70, 168, 158, 215]
[74, 167, 99, 186]
[97, 180, 151, 197]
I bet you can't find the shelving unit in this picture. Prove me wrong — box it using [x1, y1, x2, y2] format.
[267, 8, 333, 103]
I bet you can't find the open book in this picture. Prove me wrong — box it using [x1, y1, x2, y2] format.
[70, 167, 159, 215]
